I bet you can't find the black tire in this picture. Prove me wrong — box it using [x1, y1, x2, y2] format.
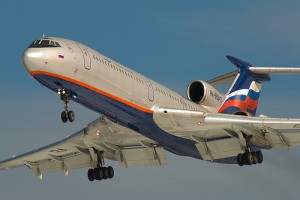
[94, 168, 100, 180]
[103, 167, 109, 179]
[87, 169, 95, 181]
[61, 111, 68, 123]
[98, 167, 104, 180]
[247, 152, 254, 165]
[68, 110, 75, 122]
[237, 153, 244, 166]
[252, 152, 258, 164]
[107, 166, 114, 179]
[242, 153, 249, 165]
[256, 151, 263, 164]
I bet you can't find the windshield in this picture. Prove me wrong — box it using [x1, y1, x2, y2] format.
[29, 38, 61, 48]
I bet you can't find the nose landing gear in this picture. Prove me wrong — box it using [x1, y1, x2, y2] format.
[58, 89, 75, 123]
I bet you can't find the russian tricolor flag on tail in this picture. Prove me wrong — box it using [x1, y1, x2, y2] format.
[218, 56, 269, 116]
[58, 54, 64, 59]
[218, 81, 262, 116]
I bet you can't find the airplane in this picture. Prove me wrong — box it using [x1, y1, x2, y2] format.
[2, 36, 300, 182]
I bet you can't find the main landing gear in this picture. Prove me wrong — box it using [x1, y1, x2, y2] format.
[237, 151, 263, 166]
[86, 149, 115, 182]
[236, 134, 264, 166]
[58, 89, 75, 123]
[87, 165, 114, 181]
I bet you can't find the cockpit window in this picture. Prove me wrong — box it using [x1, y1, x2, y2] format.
[29, 38, 61, 48]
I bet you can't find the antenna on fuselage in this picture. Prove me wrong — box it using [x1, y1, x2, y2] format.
[42, 33, 46, 38]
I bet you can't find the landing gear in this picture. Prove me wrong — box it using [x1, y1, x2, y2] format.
[256, 151, 263, 164]
[86, 149, 115, 182]
[236, 134, 264, 166]
[237, 151, 263, 166]
[88, 168, 95, 181]
[61, 111, 68, 123]
[58, 89, 75, 123]
[87, 166, 115, 182]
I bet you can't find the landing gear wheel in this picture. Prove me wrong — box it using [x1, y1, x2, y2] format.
[107, 166, 114, 179]
[246, 152, 254, 165]
[94, 168, 99, 180]
[61, 111, 68, 123]
[87, 169, 95, 181]
[102, 167, 109, 179]
[87, 166, 115, 181]
[256, 151, 263, 164]
[242, 153, 249, 165]
[252, 152, 258, 164]
[68, 110, 75, 122]
[96, 167, 104, 180]
[237, 153, 244, 166]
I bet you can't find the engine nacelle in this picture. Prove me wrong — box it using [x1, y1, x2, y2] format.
[187, 80, 225, 108]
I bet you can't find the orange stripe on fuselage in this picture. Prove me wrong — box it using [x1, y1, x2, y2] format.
[30, 70, 154, 114]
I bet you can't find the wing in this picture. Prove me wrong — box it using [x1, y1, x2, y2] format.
[0, 116, 167, 179]
[153, 107, 300, 161]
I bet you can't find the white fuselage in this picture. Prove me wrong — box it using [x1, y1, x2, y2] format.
[23, 37, 208, 114]
[22, 37, 217, 159]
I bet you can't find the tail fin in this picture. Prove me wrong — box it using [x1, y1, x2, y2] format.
[218, 56, 270, 116]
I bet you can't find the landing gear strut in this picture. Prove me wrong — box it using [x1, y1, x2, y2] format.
[58, 89, 75, 123]
[236, 135, 263, 166]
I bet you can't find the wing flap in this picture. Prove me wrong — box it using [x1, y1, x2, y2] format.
[29, 153, 91, 177]
[192, 136, 243, 161]
[205, 138, 242, 159]
[262, 131, 300, 148]
[117, 147, 167, 167]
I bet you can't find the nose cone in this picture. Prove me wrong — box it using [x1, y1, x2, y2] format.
[22, 48, 47, 74]
[22, 48, 31, 73]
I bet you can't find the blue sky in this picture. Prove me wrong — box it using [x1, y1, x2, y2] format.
[1, 1, 300, 199]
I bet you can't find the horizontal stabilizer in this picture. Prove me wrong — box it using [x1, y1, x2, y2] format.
[207, 55, 300, 86]
[207, 70, 238, 86]
[249, 67, 300, 74]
